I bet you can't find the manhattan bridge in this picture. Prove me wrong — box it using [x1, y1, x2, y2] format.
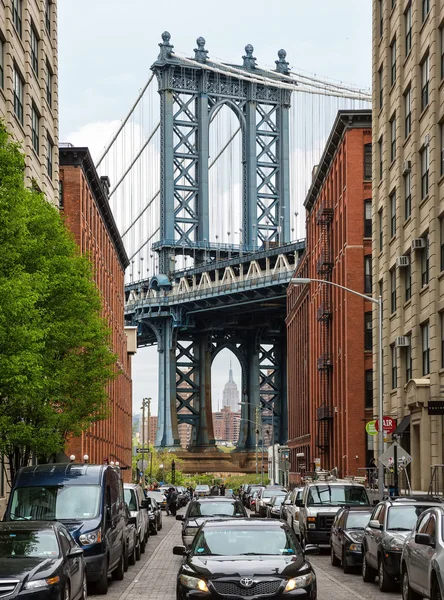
[96, 33, 371, 471]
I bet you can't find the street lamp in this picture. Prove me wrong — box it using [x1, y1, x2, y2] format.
[291, 277, 384, 500]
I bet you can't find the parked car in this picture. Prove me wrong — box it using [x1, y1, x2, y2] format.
[244, 485, 265, 509]
[176, 486, 189, 508]
[249, 489, 261, 512]
[330, 506, 372, 573]
[124, 502, 139, 567]
[173, 519, 318, 600]
[146, 490, 167, 511]
[195, 484, 210, 497]
[362, 497, 441, 592]
[255, 486, 287, 517]
[4, 462, 127, 594]
[281, 487, 304, 539]
[0, 521, 87, 600]
[147, 497, 163, 535]
[177, 497, 247, 548]
[266, 495, 285, 519]
[298, 477, 369, 549]
[124, 483, 150, 554]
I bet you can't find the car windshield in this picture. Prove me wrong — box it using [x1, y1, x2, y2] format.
[307, 485, 369, 506]
[192, 526, 300, 556]
[0, 530, 60, 558]
[346, 511, 372, 529]
[196, 485, 210, 491]
[263, 490, 286, 499]
[188, 502, 244, 517]
[9, 485, 101, 520]
[124, 489, 138, 511]
[387, 505, 431, 530]
[272, 497, 284, 507]
[147, 492, 165, 502]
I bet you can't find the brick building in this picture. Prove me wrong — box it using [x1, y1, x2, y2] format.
[59, 146, 134, 481]
[213, 407, 241, 444]
[287, 110, 373, 481]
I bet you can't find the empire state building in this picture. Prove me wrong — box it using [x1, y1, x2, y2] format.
[222, 362, 239, 411]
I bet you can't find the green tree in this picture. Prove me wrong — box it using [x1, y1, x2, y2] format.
[0, 123, 116, 482]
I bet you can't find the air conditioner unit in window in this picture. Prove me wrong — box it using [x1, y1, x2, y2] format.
[402, 160, 411, 174]
[396, 255, 410, 268]
[412, 238, 426, 250]
[395, 336, 410, 348]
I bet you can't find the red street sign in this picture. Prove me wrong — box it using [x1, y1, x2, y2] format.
[375, 417, 397, 434]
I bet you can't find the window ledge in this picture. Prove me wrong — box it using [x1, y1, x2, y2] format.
[420, 283, 430, 296]
[403, 298, 412, 309]
[439, 368, 444, 375]
[389, 234, 397, 245]
[439, 78, 444, 92]
[419, 104, 430, 122]
[390, 311, 397, 321]
[13, 114, 26, 136]
[389, 158, 397, 170]
[403, 216, 412, 229]
[419, 194, 430, 210]
[438, 174, 444, 186]
[403, 50, 412, 68]
[390, 389, 397, 396]
[403, 132, 412, 148]
[438, 270, 444, 281]
[419, 13, 430, 34]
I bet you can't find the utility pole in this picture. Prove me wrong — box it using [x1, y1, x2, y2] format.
[141, 397, 151, 484]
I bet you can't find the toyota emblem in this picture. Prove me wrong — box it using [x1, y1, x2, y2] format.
[240, 578, 254, 588]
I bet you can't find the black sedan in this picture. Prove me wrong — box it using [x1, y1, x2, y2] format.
[0, 521, 86, 600]
[174, 519, 317, 600]
[176, 497, 247, 548]
[330, 506, 372, 573]
[148, 497, 163, 535]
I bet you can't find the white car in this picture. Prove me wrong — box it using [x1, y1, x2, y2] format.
[195, 484, 210, 497]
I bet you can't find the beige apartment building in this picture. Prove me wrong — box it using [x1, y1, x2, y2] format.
[0, 0, 58, 517]
[0, 0, 58, 203]
[373, 0, 444, 490]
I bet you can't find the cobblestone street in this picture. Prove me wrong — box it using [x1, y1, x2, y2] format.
[89, 511, 401, 600]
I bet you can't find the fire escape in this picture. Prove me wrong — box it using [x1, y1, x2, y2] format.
[315, 202, 334, 454]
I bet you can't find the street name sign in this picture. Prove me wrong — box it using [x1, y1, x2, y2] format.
[136, 448, 150, 454]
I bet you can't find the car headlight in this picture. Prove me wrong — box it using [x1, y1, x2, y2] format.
[385, 537, 405, 551]
[284, 572, 316, 592]
[25, 576, 60, 589]
[184, 527, 198, 536]
[130, 511, 138, 518]
[179, 574, 209, 592]
[348, 543, 362, 551]
[79, 528, 102, 545]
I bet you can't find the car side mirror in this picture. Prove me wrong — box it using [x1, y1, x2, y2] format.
[368, 519, 381, 529]
[415, 533, 434, 547]
[173, 545, 187, 556]
[304, 544, 320, 555]
[295, 499, 304, 507]
[140, 499, 149, 509]
[128, 515, 137, 525]
[176, 514, 184, 521]
[68, 547, 84, 558]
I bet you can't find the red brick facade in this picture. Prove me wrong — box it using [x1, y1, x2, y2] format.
[59, 147, 133, 481]
[287, 111, 373, 482]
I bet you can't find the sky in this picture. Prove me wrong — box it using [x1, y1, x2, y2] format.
[58, 0, 372, 416]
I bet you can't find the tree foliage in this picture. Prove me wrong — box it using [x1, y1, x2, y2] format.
[0, 123, 117, 482]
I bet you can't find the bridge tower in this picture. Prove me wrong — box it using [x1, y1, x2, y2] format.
[139, 33, 297, 460]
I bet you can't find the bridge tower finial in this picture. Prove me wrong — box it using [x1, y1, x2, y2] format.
[276, 49, 290, 75]
[194, 37, 208, 63]
[243, 44, 257, 69]
[158, 31, 174, 61]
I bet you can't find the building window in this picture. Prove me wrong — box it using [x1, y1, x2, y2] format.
[365, 312, 373, 351]
[31, 105, 39, 154]
[46, 61, 52, 107]
[404, 87, 411, 138]
[421, 234, 429, 287]
[390, 116, 396, 162]
[390, 268, 396, 313]
[378, 136, 383, 181]
[59, 180, 64, 209]
[47, 135, 53, 179]
[13, 67, 23, 125]
[405, 259, 412, 302]
[391, 344, 397, 389]
[422, 322, 430, 376]
[365, 255, 372, 294]
[441, 217, 444, 272]
[379, 66, 384, 109]
[441, 122, 444, 176]
[378, 209, 383, 251]
[364, 143, 372, 180]
[0, 39, 3, 89]
[441, 314, 444, 369]
[45, 0, 51, 34]
[379, 0, 384, 38]
[441, 27, 444, 80]
[421, 145, 429, 199]
[364, 199, 372, 237]
[12, 0, 22, 37]
[422, 0, 430, 22]
[404, 170, 411, 220]
[365, 369, 373, 408]
[405, 4, 412, 56]
[390, 190, 396, 237]
[421, 55, 429, 111]
[30, 25, 38, 75]
[406, 343, 412, 382]
[390, 38, 396, 86]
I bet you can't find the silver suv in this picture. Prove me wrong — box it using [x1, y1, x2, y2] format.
[124, 483, 150, 554]
[298, 478, 369, 548]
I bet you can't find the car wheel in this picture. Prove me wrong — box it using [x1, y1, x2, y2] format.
[123, 541, 129, 572]
[362, 552, 376, 583]
[402, 568, 421, 600]
[140, 535, 146, 554]
[135, 539, 141, 561]
[80, 573, 87, 600]
[128, 541, 136, 566]
[158, 518, 162, 531]
[378, 556, 395, 592]
[151, 522, 158, 535]
[330, 544, 340, 567]
[112, 552, 125, 581]
[432, 578, 443, 600]
[342, 548, 352, 574]
[63, 583, 70, 600]
[94, 560, 109, 595]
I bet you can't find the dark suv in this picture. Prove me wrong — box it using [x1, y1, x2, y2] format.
[362, 497, 441, 592]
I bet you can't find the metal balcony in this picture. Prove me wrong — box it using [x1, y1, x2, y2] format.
[317, 353, 333, 371]
[317, 303, 332, 322]
[316, 404, 333, 421]
[316, 205, 334, 224]
[316, 255, 333, 274]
